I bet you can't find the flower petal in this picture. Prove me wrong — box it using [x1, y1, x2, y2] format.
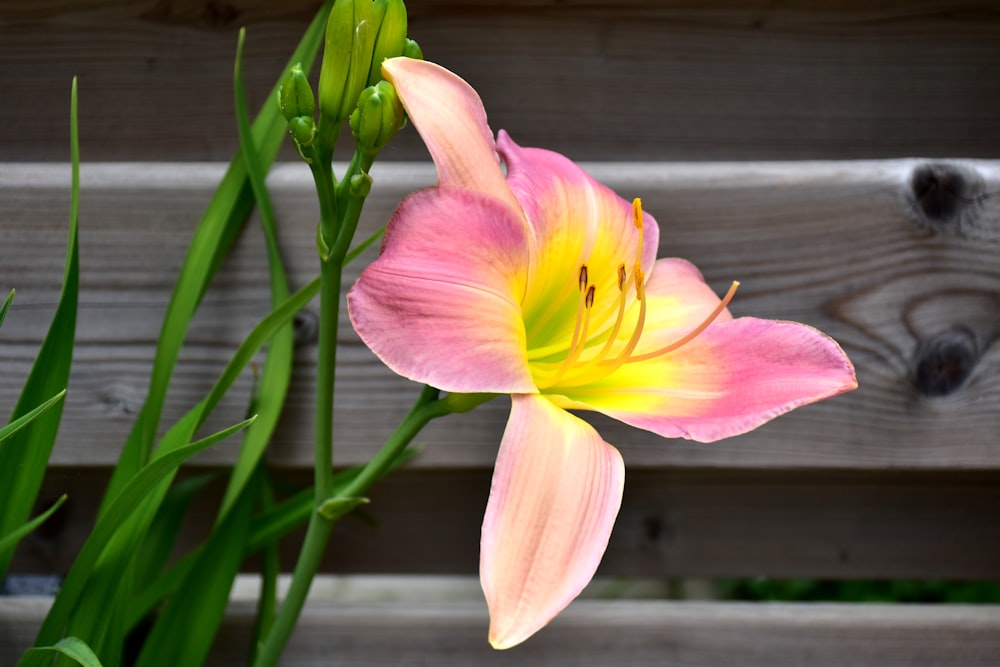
[553, 318, 857, 442]
[383, 57, 520, 213]
[481, 394, 625, 649]
[641, 257, 735, 330]
[347, 188, 536, 393]
[498, 132, 661, 351]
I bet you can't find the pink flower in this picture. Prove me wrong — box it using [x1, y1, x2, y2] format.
[347, 57, 857, 649]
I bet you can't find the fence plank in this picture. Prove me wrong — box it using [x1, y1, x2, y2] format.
[2, 596, 999, 666]
[1, 1, 999, 161]
[10, 468, 1000, 579]
[2, 160, 999, 469]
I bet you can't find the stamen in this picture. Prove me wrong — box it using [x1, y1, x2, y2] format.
[605, 266, 646, 367]
[538, 274, 595, 388]
[627, 281, 740, 363]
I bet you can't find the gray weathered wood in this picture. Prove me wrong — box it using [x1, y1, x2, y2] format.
[1, 1, 999, 161]
[2, 160, 999, 469]
[10, 468, 1000, 579]
[3, 596, 1000, 666]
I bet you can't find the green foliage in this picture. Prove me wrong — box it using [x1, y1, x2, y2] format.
[0, 76, 79, 580]
[19, 637, 104, 667]
[11, 2, 444, 665]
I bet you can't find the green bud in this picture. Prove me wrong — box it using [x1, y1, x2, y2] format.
[349, 80, 405, 154]
[349, 172, 373, 198]
[287, 116, 317, 147]
[318, 0, 377, 126]
[278, 64, 317, 149]
[278, 63, 315, 122]
[367, 0, 408, 86]
[402, 38, 423, 61]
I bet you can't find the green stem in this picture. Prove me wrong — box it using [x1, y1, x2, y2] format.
[338, 388, 493, 500]
[251, 385, 488, 667]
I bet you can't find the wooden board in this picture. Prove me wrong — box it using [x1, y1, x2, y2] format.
[10, 468, 1000, 579]
[1, 1, 999, 161]
[1, 160, 999, 470]
[3, 596, 1000, 666]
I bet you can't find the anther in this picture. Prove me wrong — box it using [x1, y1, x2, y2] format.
[578, 265, 589, 292]
[617, 264, 627, 291]
[632, 198, 643, 229]
[585, 285, 596, 309]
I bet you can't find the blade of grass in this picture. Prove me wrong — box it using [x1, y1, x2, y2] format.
[130, 472, 217, 597]
[19, 637, 104, 667]
[249, 471, 280, 664]
[124, 449, 419, 630]
[46, 274, 319, 656]
[0, 494, 67, 557]
[0, 289, 14, 329]
[0, 78, 79, 580]
[34, 416, 256, 647]
[133, 467, 258, 667]
[0, 390, 66, 452]
[101, 0, 334, 509]
[218, 27, 294, 522]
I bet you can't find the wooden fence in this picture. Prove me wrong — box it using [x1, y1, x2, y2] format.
[2, 1, 1000, 664]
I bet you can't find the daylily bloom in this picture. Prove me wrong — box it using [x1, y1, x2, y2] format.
[347, 57, 857, 649]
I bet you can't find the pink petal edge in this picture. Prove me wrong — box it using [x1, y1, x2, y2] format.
[481, 394, 625, 649]
[383, 57, 521, 214]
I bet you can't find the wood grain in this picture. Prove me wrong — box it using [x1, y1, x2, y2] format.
[1, 1, 999, 160]
[2, 160, 999, 469]
[10, 468, 1000, 579]
[2, 596, 999, 666]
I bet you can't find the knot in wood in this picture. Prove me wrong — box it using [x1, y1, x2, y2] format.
[911, 327, 980, 397]
[904, 162, 985, 237]
[293, 309, 320, 345]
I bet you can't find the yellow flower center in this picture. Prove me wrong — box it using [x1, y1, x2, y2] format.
[531, 198, 738, 391]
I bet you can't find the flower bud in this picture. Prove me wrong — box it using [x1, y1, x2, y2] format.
[278, 64, 317, 147]
[318, 0, 377, 126]
[402, 38, 423, 61]
[366, 0, 408, 86]
[349, 80, 405, 154]
[278, 63, 315, 122]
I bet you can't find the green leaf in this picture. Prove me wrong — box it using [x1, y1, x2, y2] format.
[0, 494, 67, 557]
[218, 27, 295, 523]
[0, 390, 66, 452]
[134, 467, 258, 667]
[102, 0, 334, 507]
[125, 448, 419, 628]
[130, 472, 217, 596]
[0, 289, 13, 329]
[0, 78, 79, 580]
[34, 416, 256, 647]
[317, 495, 369, 521]
[19, 637, 104, 667]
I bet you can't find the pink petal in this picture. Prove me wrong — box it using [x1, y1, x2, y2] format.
[498, 132, 661, 348]
[347, 188, 536, 393]
[641, 257, 735, 330]
[554, 318, 857, 442]
[481, 394, 625, 649]
[382, 58, 521, 214]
